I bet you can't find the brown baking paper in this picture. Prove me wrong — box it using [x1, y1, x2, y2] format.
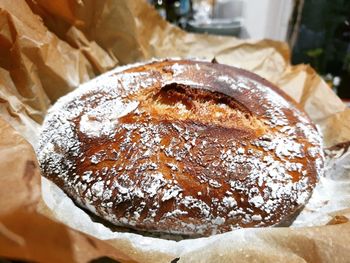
[0, 118, 135, 262]
[1, 0, 350, 262]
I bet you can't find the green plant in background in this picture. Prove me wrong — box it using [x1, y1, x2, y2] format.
[305, 48, 323, 72]
[292, 0, 350, 75]
[292, 0, 350, 97]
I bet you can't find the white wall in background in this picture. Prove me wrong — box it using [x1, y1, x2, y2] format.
[213, 0, 244, 19]
[241, 0, 294, 41]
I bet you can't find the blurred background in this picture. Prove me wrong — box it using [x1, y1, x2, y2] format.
[149, 0, 350, 103]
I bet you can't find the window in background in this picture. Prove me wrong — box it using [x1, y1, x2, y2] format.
[290, 0, 350, 99]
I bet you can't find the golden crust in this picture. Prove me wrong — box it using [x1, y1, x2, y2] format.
[37, 59, 324, 236]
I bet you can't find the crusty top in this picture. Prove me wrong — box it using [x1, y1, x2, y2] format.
[37, 59, 324, 236]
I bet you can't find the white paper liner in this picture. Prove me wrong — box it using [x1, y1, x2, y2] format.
[292, 145, 350, 227]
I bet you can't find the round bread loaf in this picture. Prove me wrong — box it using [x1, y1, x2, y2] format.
[37, 59, 324, 236]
